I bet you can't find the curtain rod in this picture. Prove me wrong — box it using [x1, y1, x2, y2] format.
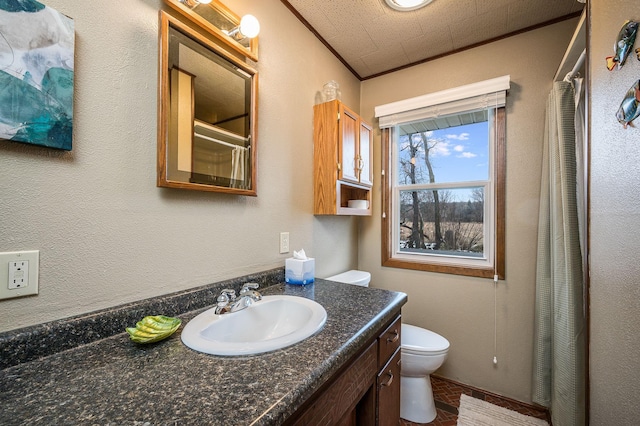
[193, 119, 248, 142]
[554, 10, 585, 81]
[564, 49, 586, 82]
[193, 132, 248, 150]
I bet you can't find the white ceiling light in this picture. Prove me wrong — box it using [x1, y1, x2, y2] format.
[385, 0, 434, 11]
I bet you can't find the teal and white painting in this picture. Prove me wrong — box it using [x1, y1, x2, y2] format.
[0, 0, 74, 150]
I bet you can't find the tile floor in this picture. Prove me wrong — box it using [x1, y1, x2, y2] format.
[400, 376, 550, 426]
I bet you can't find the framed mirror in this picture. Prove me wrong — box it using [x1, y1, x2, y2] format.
[158, 11, 258, 195]
[164, 0, 258, 62]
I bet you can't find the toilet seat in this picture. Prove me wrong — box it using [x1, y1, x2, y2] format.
[401, 324, 449, 355]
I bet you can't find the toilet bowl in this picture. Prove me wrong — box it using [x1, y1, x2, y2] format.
[400, 324, 450, 423]
[325, 270, 449, 423]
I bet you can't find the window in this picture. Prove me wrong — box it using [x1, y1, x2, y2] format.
[376, 77, 508, 278]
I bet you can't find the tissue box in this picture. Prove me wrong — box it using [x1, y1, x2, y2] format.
[285, 257, 315, 285]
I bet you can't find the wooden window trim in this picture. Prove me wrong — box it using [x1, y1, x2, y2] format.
[381, 107, 506, 279]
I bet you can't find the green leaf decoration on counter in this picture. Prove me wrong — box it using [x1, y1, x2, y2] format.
[126, 315, 181, 344]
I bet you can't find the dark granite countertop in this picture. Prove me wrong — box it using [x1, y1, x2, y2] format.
[0, 271, 406, 425]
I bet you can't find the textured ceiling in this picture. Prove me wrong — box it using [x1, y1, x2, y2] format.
[282, 0, 584, 80]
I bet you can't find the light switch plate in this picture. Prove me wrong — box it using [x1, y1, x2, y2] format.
[280, 232, 290, 254]
[0, 250, 39, 300]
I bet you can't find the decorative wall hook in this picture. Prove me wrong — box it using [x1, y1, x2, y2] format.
[616, 79, 640, 129]
[606, 20, 638, 71]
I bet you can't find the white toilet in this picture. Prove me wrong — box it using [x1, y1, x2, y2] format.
[325, 269, 372, 287]
[325, 270, 450, 423]
[400, 324, 450, 423]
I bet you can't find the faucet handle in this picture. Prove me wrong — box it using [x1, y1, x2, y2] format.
[241, 282, 259, 292]
[219, 288, 237, 302]
[215, 289, 237, 314]
[240, 282, 261, 300]
[216, 294, 228, 309]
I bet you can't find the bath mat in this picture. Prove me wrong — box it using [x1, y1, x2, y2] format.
[457, 394, 549, 426]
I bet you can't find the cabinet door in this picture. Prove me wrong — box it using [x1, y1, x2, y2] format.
[292, 342, 377, 425]
[377, 349, 401, 426]
[359, 120, 373, 187]
[339, 104, 359, 184]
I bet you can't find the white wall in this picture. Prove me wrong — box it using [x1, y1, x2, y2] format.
[0, 0, 361, 332]
[589, 1, 640, 423]
[360, 19, 579, 403]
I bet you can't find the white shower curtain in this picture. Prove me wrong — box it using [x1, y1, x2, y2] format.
[532, 80, 586, 426]
[230, 147, 245, 188]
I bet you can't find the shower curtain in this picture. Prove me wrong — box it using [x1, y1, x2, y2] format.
[532, 80, 586, 426]
[230, 147, 245, 188]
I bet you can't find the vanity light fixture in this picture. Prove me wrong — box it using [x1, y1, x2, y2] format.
[384, 0, 433, 11]
[165, 0, 259, 61]
[179, 0, 211, 8]
[226, 14, 260, 40]
[178, 0, 260, 40]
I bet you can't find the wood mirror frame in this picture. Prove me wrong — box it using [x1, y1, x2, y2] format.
[158, 11, 258, 195]
[164, 0, 258, 62]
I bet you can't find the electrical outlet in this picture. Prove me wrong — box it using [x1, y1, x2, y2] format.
[0, 250, 39, 300]
[280, 232, 290, 254]
[8, 260, 29, 289]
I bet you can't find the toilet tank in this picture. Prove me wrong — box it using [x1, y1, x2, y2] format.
[325, 270, 371, 287]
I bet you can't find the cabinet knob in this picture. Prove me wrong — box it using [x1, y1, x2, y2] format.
[386, 329, 399, 343]
[380, 371, 394, 387]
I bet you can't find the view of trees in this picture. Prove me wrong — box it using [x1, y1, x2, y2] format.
[397, 130, 485, 256]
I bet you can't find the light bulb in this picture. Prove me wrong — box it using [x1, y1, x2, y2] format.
[394, 0, 425, 6]
[239, 14, 260, 39]
[197, 0, 212, 4]
[385, 0, 433, 11]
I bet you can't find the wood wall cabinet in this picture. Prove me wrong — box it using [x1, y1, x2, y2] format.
[285, 314, 402, 425]
[314, 100, 373, 216]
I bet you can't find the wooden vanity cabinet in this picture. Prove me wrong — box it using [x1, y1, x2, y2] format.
[313, 100, 373, 216]
[286, 314, 402, 425]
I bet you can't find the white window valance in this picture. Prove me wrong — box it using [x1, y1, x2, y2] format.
[375, 75, 510, 129]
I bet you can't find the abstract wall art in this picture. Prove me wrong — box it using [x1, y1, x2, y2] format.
[0, 0, 74, 150]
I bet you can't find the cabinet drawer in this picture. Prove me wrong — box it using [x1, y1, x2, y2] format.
[378, 316, 401, 370]
[377, 348, 401, 426]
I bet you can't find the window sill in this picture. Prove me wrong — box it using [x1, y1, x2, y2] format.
[382, 257, 502, 279]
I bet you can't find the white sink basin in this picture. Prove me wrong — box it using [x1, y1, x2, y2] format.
[181, 295, 327, 356]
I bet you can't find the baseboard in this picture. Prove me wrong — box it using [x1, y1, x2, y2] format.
[431, 375, 550, 423]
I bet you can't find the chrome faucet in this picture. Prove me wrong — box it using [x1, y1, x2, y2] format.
[214, 283, 262, 314]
